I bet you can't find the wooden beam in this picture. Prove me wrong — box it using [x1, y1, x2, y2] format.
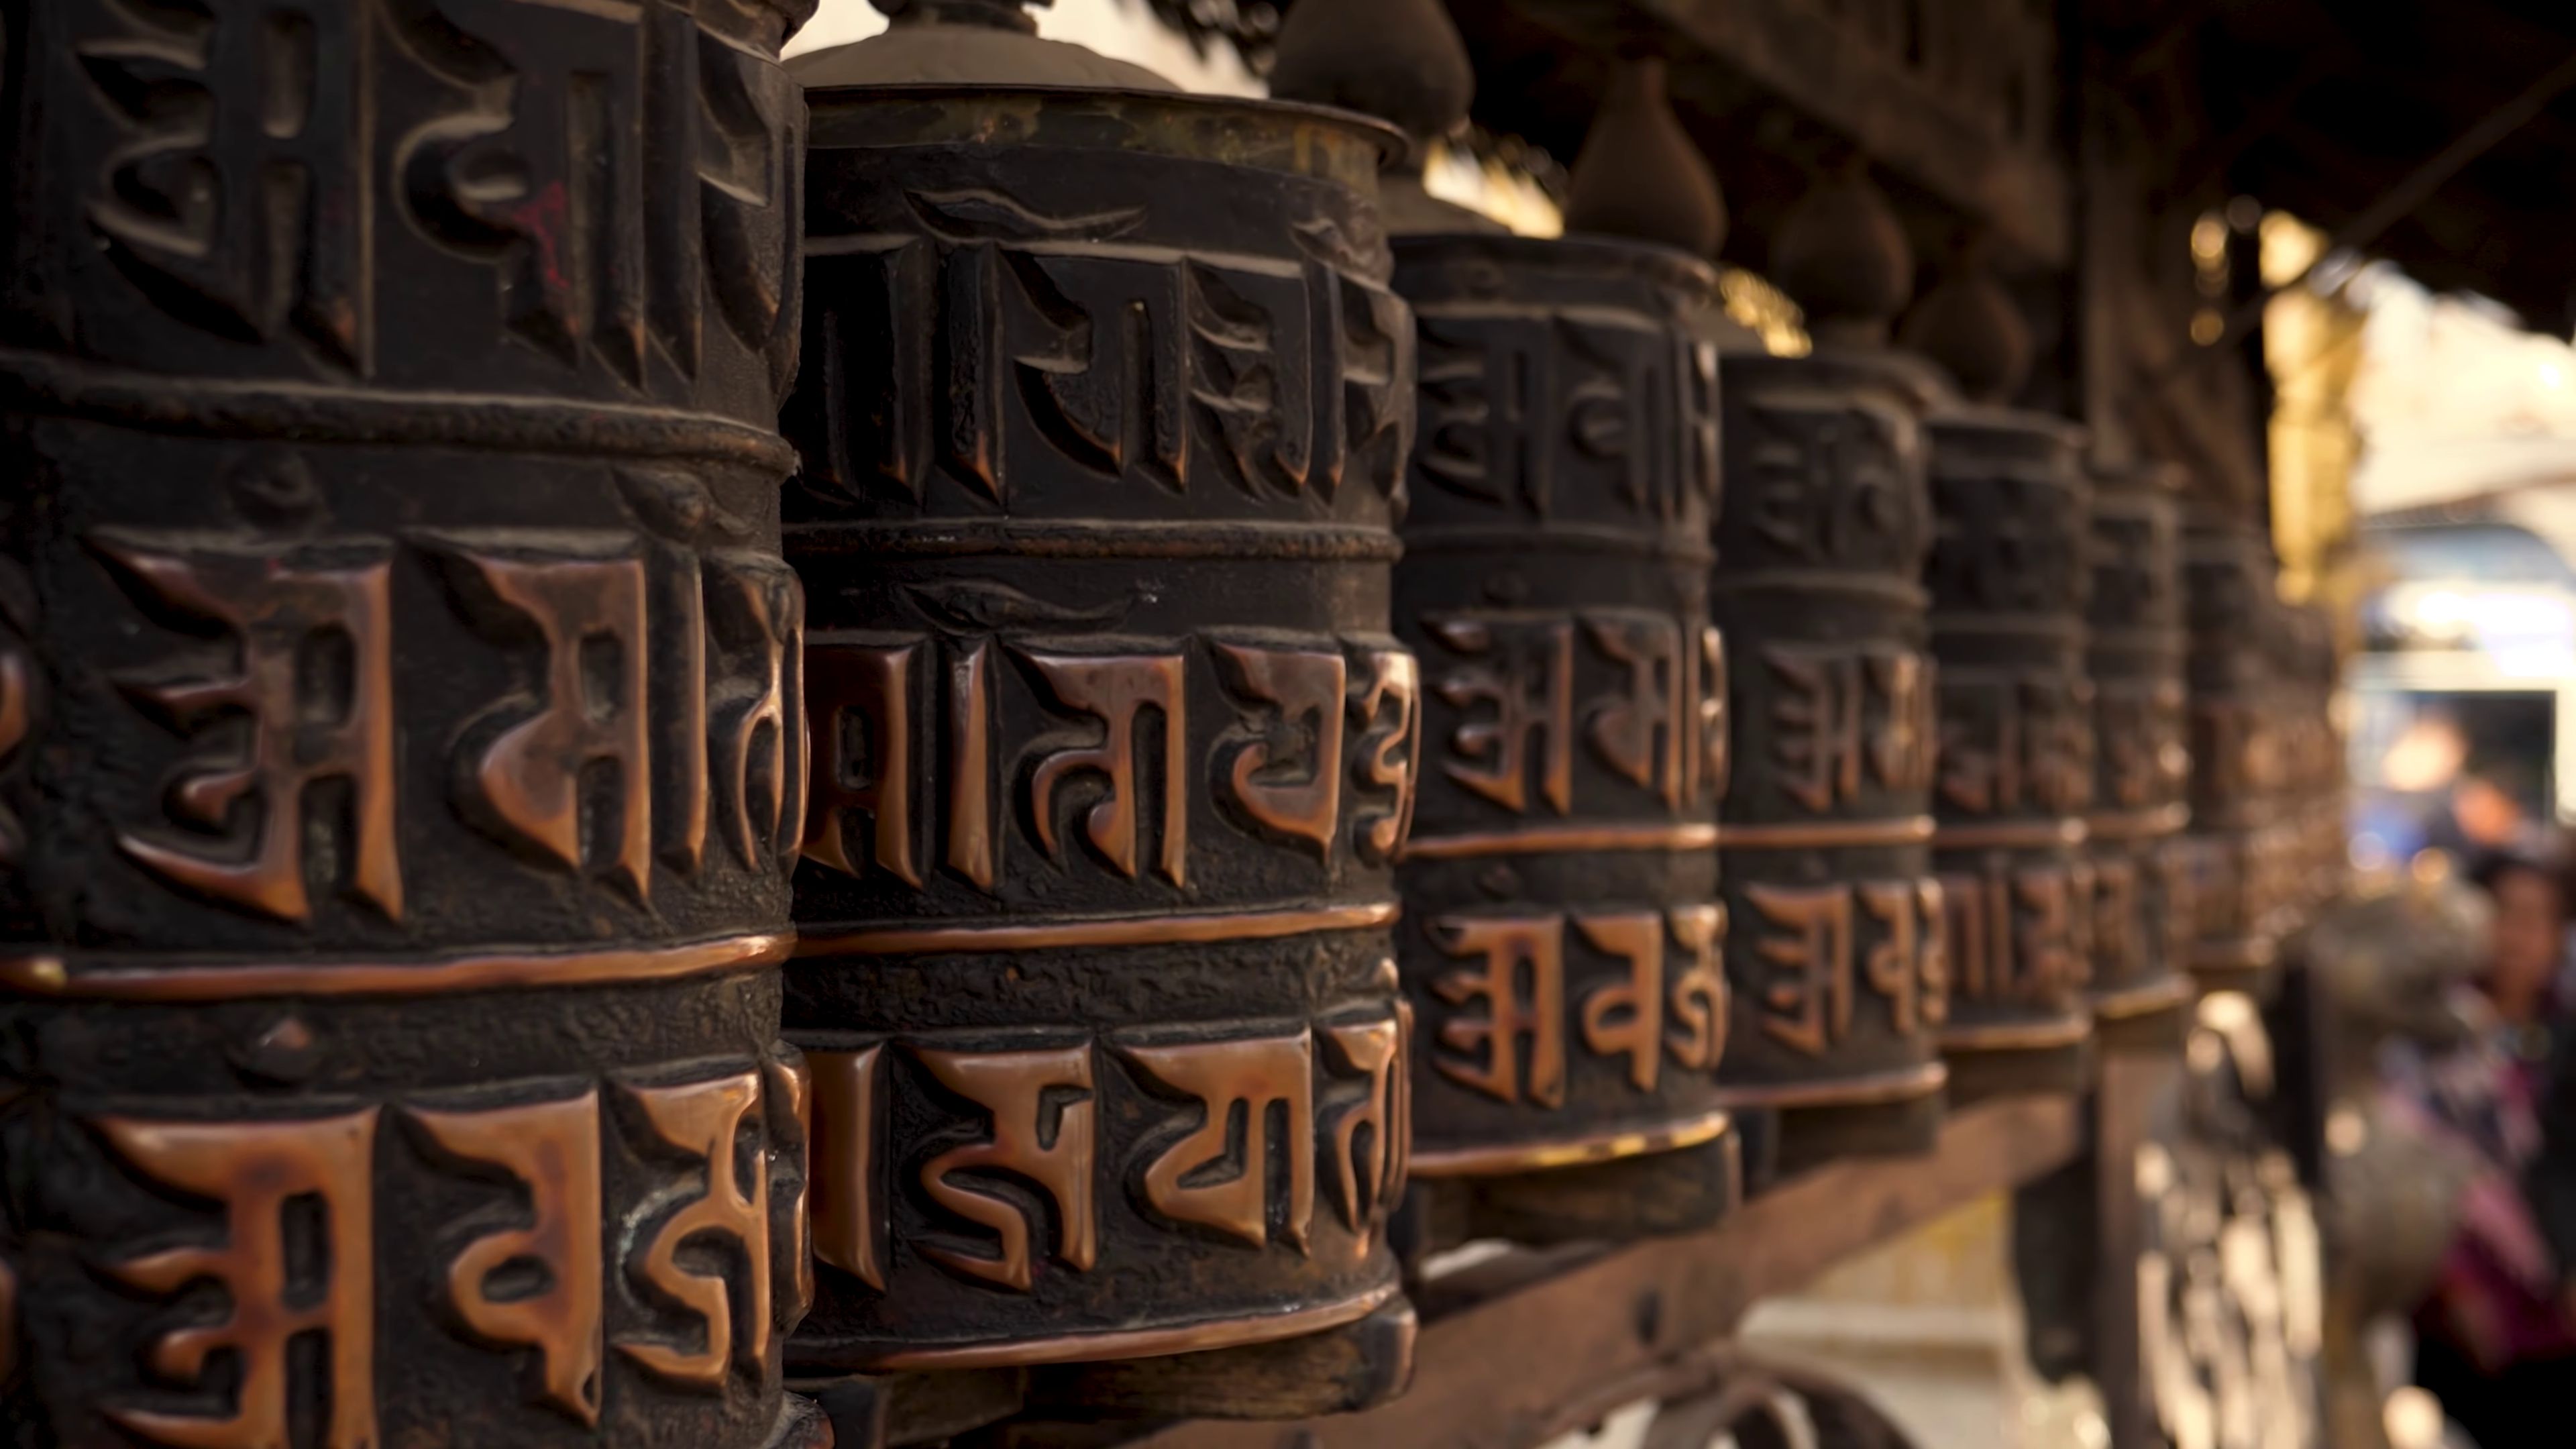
[1127, 1096, 2084, 1449]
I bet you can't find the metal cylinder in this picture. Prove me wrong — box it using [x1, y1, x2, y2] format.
[2082, 462, 2196, 1049]
[0, 1, 823, 1444]
[1389, 233, 1735, 1240]
[782, 87, 1417, 1380]
[2182, 510, 2282, 991]
[1925, 409, 2095, 1103]
[1711, 349, 1950, 1171]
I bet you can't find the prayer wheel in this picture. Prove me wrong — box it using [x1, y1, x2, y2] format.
[779, 13, 1418, 1407]
[2182, 508, 2282, 991]
[1711, 174, 1950, 1173]
[0, 0, 824, 1444]
[2082, 462, 2197, 1049]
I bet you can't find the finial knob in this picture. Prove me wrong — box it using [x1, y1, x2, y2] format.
[1563, 58, 1725, 258]
[1770, 165, 1913, 348]
[790, 0, 1174, 89]
[1898, 239, 2030, 403]
[1270, 0, 1474, 147]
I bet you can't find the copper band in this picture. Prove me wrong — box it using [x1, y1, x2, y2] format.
[798, 901, 1402, 957]
[1403, 821, 1719, 861]
[1937, 1014, 2095, 1052]
[1407, 1107, 1734, 1179]
[2086, 803, 2192, 841]
[1710, 1061, 1949, 1110]
[1934, 818, 2089, 850]
[2092, 975, 2197, 1021]
[1722, 816, 1935, 851]
[0, 932, 792, 1002]
[842, 1279, 1401, 1371]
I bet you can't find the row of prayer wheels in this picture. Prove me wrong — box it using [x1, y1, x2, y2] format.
[0, 0, 2344, 1439]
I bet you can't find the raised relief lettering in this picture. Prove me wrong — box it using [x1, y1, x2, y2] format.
[1013, 252, 1193, 488]
[2015, 867, 2082, 1000]
[1428, 914, 1566, 1106]
[1576, 912, 1666, 1092]
[1938, 672, 2089, 816]
[1337, 272, 1416, 496]
[413, 1092, 604, 1426]
[437, 540, 654, 895]
[97, 1110, 379, 1449]
[1859, 881, 1925, 1036]
[1126, 1031, 1318, 1252]
[99, 536, 400, 922]
[1584, 613, 1686, 808]
[1941, 865, 2080, 1005]
[1743, 398, 1925, 573]
[915, 1044, 1099, 1291]
[1414, 313, 1554, 511]
[1870, 651, 1939, 795]
[1322, 1009, 1407, 1246]
[619, 1073, 771, 1390]
[1020, 649, 1188, 885]
[710, 555, 808, 869]
[1766, 644, 1935, 810]
[1664, 904, 1729, 1072]
[808, 1046, 886, 1291]
[1429, 616, 1574, 816]
[1688, 625, 1729, 807]
[1750, 884, 1854, 1058]
[948, 641, 998, 889]
[1189, 258, 1322, 495]
[79, 0, 367, 368]
[1217, 643, 1346, 857]
[765, 1057, 816, 1323]
[804, 638, 922, 885]
[1348, 647, 1421, 863]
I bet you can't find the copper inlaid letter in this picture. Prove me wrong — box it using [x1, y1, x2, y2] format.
[809, 1045, 886, 1290]
[1218, 643, 1348, 855]
[1125, 1030, 1319, 1251]
[804, 638, 923, 886]
[1428, 914, 1568, 1106]
[1021, 649, 1190, 886]
[618, 1072, 773, 1390]
[1576, 911, 1666, 1092]
[915, 1043, 1099, 1291]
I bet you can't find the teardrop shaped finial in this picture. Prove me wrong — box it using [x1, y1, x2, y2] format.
[1270, 0, 1474, 147]
[1898, 239, 2031, 403]
[1770, 165, 1913, 348]
[788, 0, 1177, 89]
[1563, 58, 1725, 258]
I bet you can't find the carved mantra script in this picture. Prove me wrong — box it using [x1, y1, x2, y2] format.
[803, 635, 1421, 891]
[74, 0, 796, 378]
[805, 1022, 1405, 1293]
[1739, 396, 1927, 574]
[1939, 863, 2086, 1009]
[1424, 611, 1725, 820]
[85, 1070, 799, 1447]
[2098, 679, 2188, 810]
[798, 224, 1410, 505]
[99, 527, 802, 920]
[1748, 879, 1949, 1057]
[1760, 644, 1936, 814]
[1937, 669, 2092, 818]
[1429, 906, 1727, 1106]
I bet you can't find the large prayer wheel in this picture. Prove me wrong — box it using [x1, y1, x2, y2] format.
[2182, 508, 2281, 991]
[780, 83, 1418, 1393]
[1390, 232, 1735, 1241]
[1925, 410, 2096, 1102]
[2083, 462, 2196, 1049]
[0, 1, 824, 1444]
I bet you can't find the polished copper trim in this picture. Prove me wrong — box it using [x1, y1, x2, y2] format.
[1403, 821, 1719, 861]
[1407, 1108, 1733, 1179]
[2092, 975, 2196, 1021]
[797, 902, 1403, 957]
[1710, 1061, 1949, 1110]
[1934, 818, 2088, 850]
[0, 932, 792, 1002]
[1937, 1014, 2094, 1052]
[2086, 804, 2191, 841]
[846, 1280, 1401, 1371]
[1721, 816, 1935, 851]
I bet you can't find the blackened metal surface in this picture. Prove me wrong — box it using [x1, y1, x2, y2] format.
[783, 86, 1418, 1375]
[2083, 462, 2195, 1048]
[2181, 511, 2282, 991]
[1710, 347, 1950, 1163]
[1389, 233, 1733, 1236]
[0, 0, 818, 1442]
[1925, 409, 2095, 1100]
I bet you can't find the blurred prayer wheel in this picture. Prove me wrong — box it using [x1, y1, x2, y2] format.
[1709, 174, 1951, 1174]
[779, 54, 1419, 1407]
[1389, 232, 1736, 1242]
[2182, 508, 2282, 991]
[0, 0, 824, 1443]
[2082, 462, 2196, 1050]
[1922, 409, 2096, 1102]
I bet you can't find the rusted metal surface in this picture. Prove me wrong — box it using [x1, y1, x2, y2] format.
[1925, 407, 2096, 1102]
[2180, 510, 2282, 991]
[780, 85, 1419, 1393]
[1124, 1095, 2080, 1449]
[2082, 462, 2195, 1051]
[1710, 345, 1949, 1169]
[1388, 233, 1736, 1240]
[0, 0, 822, 1444]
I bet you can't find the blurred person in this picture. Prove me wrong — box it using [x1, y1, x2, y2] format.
[2392, 850, 2576, 1446]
